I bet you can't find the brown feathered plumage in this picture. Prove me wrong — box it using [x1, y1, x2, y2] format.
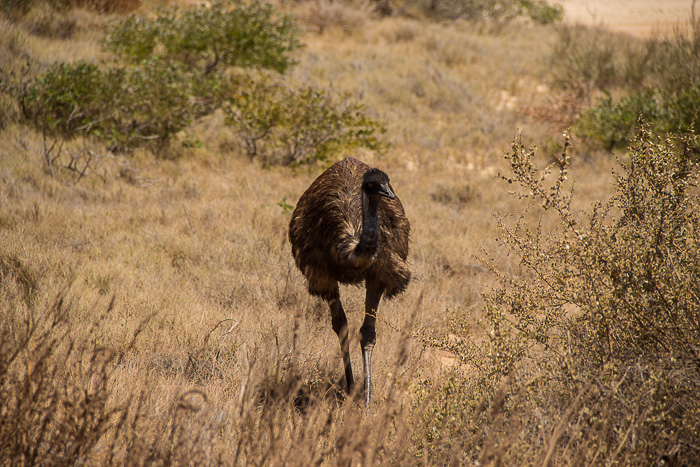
[289, 157, 410, 405]
[289, 158, 410, 297]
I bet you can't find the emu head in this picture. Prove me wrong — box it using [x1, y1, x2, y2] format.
[362, 168, 395, 200]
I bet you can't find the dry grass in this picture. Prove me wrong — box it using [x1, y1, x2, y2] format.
[2, 1, 679, 465]
[296, 0, 375, 34]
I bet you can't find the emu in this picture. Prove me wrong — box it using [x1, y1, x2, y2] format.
[288, 157, 410, 405]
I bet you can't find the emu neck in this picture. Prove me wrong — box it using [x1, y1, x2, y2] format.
[356, 191, 381, 258]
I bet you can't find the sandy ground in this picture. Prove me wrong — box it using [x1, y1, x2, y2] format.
[557, 0, 695, 37]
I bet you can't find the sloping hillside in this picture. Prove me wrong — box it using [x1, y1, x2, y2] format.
[1, 1, 698, 464]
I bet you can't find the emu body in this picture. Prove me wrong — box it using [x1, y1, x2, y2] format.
[289, 157, 410, 405]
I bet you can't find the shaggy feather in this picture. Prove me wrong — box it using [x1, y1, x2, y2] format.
[289, 157, 410, 298]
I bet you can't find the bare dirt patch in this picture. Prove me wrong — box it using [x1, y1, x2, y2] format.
[558, 0, 694, 37]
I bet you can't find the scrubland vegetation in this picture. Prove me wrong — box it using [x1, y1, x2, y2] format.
[1, 0, 699, 464]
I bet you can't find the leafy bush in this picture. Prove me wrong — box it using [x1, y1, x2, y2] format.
[576, 83, 700, 150]
[519, 0, 562, 24]
[99, 1, 300, 153]
[223, 78, 387, 166]
[103, 1, 386, 165]
[19, 61, 108, 137]
[575, 91, 660, 150]
[12, 61, 120, 174]
[16, 60, 210, 157]
[5, 1, 302, 158]
[104, 1, 301, 74]
[107, 61, 216, 150]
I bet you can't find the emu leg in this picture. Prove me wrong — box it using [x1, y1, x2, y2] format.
[360, 284, 383, 406]
[326, 286, 354, 394]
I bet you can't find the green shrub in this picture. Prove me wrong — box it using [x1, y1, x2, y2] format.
[104, 1, 386, 164]
[576, 83, 700, 150]
[104, 1, 301, 74]
[519, 0, 562, 24]
[19, 61, 108, 138]
[97, 1, 302, 151]
[223, 78, 387, 166]
[107, 61, 214, 151]
[17, 60, 208, 155]
[575, 91, 660, 150]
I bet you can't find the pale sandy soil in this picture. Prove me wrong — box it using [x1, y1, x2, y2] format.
[557, 0, 695, 37]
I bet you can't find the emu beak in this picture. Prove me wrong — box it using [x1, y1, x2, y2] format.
[379, 184, 395, 200]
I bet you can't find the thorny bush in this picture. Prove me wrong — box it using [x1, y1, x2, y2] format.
[471, 127, 700, 464]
